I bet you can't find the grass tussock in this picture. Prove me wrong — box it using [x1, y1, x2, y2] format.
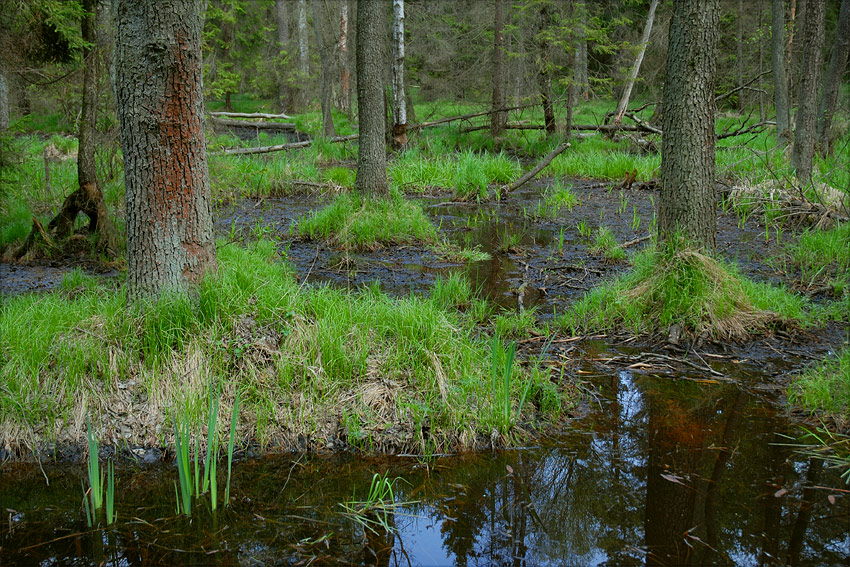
[559, 246, 810, 341]
[0, 239, 567, 456]
[791, 347, 850, 425]
[299, 192, 438, 250]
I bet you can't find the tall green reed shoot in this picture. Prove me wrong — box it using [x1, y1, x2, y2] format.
[225, 392, 241, 506]
[82, 419, 116, 526]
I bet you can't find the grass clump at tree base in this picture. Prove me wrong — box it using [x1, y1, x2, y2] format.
[299, 191, 438, 250]
[559, 244, 811, 341]
[0, 238, 566, 457]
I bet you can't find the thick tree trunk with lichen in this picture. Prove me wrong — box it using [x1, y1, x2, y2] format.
[355, 0, 389, 196]
[114, 0, 216, 303]
[659, 0, 719, 251]
[0, 66, 8, 131]
[791, 0, 824, 185]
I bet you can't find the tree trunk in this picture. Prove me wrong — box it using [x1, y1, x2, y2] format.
[490, 0, 507, 138]
[790, 0, 806, 106]
[737, 0, 745, 111]
[338, 0, 351, 114]
[114, 0, 217, 303]
[791, 0, 825, 186]
[355, 0, 389, 196]
[537, 5, 555, 137]
[758, 0, 765, 121]
[391, 0, 407, 149]
[772, 0, 791, 146]
[78, 0, 99, 188]
[297, 0, 309, 109]
[312, 1, 337, 137]
[816, 0, 850, 155]
[612, 0, 659, 125]
[276, 0, 292, 113]
[0, 65, 8, 131]
[575, 3, 589, 100]
[659, 0, 720, 251]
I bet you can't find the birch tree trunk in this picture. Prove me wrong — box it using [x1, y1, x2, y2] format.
[490, 0, 507, 138]
[355, 0, 389, 196]
[772, 0, 791, 146]
[391, 0, 407, 148]
[659, 0, 720, 251]
[312, 1, 337, 137]
[612, 0, 659, 125]
[297, 0, 309, 109]
[816, 0, 850, 155]
[338, 0, 351, 114]
[115, 0, 216, 303]
[791, 0, 825, 186]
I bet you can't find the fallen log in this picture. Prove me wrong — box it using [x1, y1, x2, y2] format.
[216, 134, 359, 156]
[210, 117, 296, 130]
[503, 142, 570, 194]
[210, 111, 293, 119]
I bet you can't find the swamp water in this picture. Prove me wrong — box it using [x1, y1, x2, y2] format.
[2, 181, 848, 564]
[1, 367, 849, 565]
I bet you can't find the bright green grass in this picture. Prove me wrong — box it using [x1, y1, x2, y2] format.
[589, 226, 627, 263]
[789, 223, 850, 288]
[558, 245, 812, 338]
[298, 191, 438, 249]
[0, 239, 567, 453]
[791, 347, 850, 417]
[389, 148, 521, 196]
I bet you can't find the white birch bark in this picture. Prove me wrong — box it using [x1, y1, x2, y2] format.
[392, 0, 406, 134]
[612, 0, 659, 124]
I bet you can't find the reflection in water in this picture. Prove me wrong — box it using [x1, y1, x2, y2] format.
[2, 373, 848, 566]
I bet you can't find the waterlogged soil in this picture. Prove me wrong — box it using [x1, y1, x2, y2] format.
[2, 353, 849, 565]
[2, 177, 849, 564]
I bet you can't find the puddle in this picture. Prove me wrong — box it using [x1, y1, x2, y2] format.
[2, 363, 848, 565]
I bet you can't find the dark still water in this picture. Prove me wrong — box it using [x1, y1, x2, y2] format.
[2, 370, 848, 566]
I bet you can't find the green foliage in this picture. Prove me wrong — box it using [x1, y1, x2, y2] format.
[299, 192, 438, 249]
[493, 308, 541, 340]
[389, 149, 521, 195]
[339, 472, 412, 534]
[789, 223, 850, 288]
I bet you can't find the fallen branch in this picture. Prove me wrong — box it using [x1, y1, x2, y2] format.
[216, 134, 358, 156]
[210, 117, 296, 130]
[503, 142, 570, 194]
[622, 234, 652, 248]
[210, 111, 293, 119]
[717, 120, 775, 139]
[714, 70, 771, 105]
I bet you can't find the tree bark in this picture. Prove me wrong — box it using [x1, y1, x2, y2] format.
[0, 65, 8, 131]
[78, 0, 99, 188]
[612, 0, 659, 125]
[276, 0, 293, 113]
[338, 0, 351, 114]
[772, 0, 791, 146]
[312, 1, 337, 137]
[737, 0, 745, 111]
[575, 3, 589, 101]
[391, 0, 407, 149]
[537, 5, 555, 136]
[490, 0, 507, 138]
[297, 0, 309, 109]
[791, 0, 825, 186]
[659, 0, 720, 251]
[355, 0, 389, 196]
[114, 0, 216, 303]
[816, 0, 850, 155]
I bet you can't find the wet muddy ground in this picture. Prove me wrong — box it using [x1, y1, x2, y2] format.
[2, 177, 848, 564]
